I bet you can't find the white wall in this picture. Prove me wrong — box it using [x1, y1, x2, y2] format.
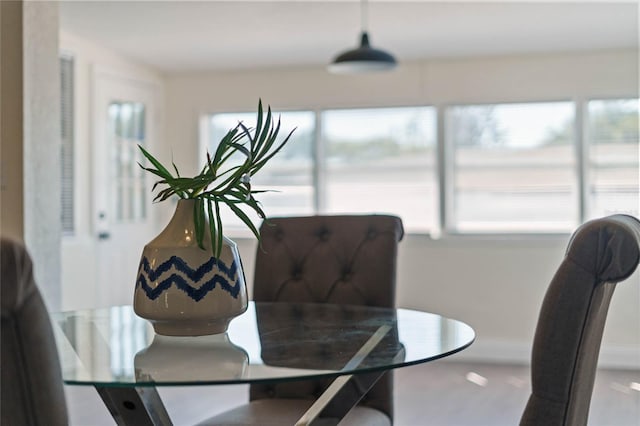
[59, 31, 165, 309]
[163, 50, 640, 367]
[23, 1, 63, 309]
[0, 1, 63, 309]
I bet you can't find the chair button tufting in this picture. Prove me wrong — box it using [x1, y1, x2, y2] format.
[367, 228, 378, 239]
[342, 266, 352, 281]
[292, 266, 303, 280]
[275, 229, 284, 241]
[317, 228, 330, 241]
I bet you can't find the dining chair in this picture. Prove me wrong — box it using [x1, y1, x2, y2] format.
[200, 214, 404, 426]
[1, 237, 69, 426]
[520, 214, 640, 426]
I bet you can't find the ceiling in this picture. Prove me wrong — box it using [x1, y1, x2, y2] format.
[58, 1, 639, 74]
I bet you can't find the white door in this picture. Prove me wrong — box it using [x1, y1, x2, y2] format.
[92, 69, 158, 307]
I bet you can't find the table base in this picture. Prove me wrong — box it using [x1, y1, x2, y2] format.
[96, 386, 173, 426]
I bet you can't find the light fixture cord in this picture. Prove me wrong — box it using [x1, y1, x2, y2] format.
[361, 0, 368, 33]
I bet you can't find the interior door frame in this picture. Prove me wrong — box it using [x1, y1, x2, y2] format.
[91, 66, 162, 237]
[90, 65, 162, 306]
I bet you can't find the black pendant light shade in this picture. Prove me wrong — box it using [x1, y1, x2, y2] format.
[328, 32, 397, 74]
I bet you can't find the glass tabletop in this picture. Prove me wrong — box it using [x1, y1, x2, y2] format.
[53, 302, 475, 388]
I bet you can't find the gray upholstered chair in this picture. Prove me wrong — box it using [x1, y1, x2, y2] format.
[1, 237, 69, 426]
[520, 214, 640, 426]
[201, 214, 404, 426]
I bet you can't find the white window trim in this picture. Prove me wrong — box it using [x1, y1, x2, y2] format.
[201, 97, 638, 240]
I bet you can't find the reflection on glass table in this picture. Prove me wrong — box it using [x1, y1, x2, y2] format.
[53, 302, 474, 425]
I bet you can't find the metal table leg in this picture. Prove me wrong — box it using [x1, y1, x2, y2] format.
[295, 325, 394, 426]
[96, 386, 173, 426]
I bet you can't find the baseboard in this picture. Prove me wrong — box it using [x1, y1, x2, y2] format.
[442, 339, 640, 370]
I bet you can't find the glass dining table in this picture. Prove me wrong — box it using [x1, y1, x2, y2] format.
[53, 302, 475, 426]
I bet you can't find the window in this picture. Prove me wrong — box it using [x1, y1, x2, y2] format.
[60, 55, 74, 235]
[321, 107, 437, 232]
[447, 102, 577, 232]
[108, 102, 147, 222]
[206, 111, 315, 230]
[586, 99, 639, 219]
[203, 99, 638, 236]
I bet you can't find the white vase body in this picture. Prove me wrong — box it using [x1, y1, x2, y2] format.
[134, 199, 248, 336]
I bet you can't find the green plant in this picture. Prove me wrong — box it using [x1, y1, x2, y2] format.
[138, 100, 295, 258]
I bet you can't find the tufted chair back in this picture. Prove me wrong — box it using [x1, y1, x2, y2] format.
[520, 214, 640, 426]
[250, 215, 404, 421]
[1, 237, 69, 426]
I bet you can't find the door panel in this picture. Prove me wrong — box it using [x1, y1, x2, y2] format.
[93, 70, 157, 307]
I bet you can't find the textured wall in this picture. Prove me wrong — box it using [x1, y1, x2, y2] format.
[23, 1, 62, 310]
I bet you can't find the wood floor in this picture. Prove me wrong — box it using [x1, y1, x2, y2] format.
[65, 361, 640, 426]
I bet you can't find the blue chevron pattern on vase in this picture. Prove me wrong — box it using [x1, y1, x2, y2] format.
[136, 256, 241, 301]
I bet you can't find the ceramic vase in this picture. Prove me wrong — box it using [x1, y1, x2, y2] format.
[134, 199, 248, 336]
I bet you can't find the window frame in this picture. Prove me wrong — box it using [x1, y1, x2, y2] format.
[318, 105, 438, 232]
[200, 97, 638, 239]
[442, 98, 579, 235]
[581, 96, 640, 221]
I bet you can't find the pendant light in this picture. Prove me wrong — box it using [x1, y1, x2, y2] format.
[328, 0, 397, 74]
